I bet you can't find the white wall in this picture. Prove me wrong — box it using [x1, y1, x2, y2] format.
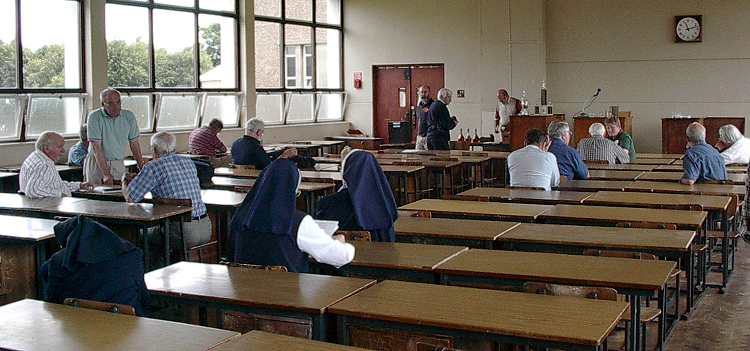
[344, 0, 546, 138]
[546, 0, 750, 152]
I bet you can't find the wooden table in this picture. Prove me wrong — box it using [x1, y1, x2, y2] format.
[209, 330, 370, 351]
[0, 171, 19, 193]
[399, 199, 551, 222]
[637, 171, 746, 185]
[394, 217, 519, 249]
[0, 164, 83, 182]
[334, 241, 468, 283]
[654, 164, 747, 173]
[435, 249, 675, 351]
[326, 136, 384, 150]
[329, 280, 626, 351]
[292, 140, 346, 155]
[456, 187, 592, 205]
[538, 204, 707, 231]
[0, 215, 59, 303]
[0, 299, 239, 351]
[265, 143, 324, 157]
[587, 170, 644, 181]
[626, 180, 746, 198]
[584, 163, 656, 171]
[145, 262, 376, 340]
[639, 153, 684, 159]
[583, 191, 730, 213]
[629, 158, 676, 165]
[379, 165, 427, 205]
[210, 176, 335, 213]
[556, 180, 634, 192]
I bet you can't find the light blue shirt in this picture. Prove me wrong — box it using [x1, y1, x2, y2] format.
[87, 108, 139, 160]
[67, 141, 88, 166]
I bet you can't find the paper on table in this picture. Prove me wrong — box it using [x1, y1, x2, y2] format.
[314, 220, 339, 236]
[94, 186, 122, 193]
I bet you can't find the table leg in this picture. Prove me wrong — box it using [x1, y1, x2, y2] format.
[683, 250, 694, 319]
[628, 294, 641, 351]
[141, 227, 150, 271]
[35, 243, 47, 297]
[657, 288, 666, 351]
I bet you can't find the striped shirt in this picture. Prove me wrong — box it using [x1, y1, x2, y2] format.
[577, 136, 630, 164]
[19, 150, 80, 198]
[188, 127, 227, 156]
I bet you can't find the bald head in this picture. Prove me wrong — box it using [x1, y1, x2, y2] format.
[497, 89, 510, 104]
[686, 122, 706, 145]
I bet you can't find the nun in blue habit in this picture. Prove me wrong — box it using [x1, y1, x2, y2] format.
[315, 150, 399, 242]
[228, 159, 354, 273]
[40, 216, 149, 315]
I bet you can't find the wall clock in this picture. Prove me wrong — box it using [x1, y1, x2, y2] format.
[675, 15, 702, 42]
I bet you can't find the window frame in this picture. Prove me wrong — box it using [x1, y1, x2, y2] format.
[24, 93, 88, 139]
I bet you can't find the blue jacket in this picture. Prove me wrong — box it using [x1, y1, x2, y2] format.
[548, 137, 588, 180]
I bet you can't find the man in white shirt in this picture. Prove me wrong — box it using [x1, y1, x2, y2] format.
[19, 131, 93, 198]
[495, 89, 521, 133]
[507, 128, 560, 191]
[715, 124, 750, 165]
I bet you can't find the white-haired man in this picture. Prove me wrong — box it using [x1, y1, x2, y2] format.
[122, 132, 211, 254]
[85, 88, 145, 186]
[426, 88, 459, 150]
[577, 123, 629, 164]
[231, 118, 296, 169]
[19, 131, 93, 198]
[681, 122, 727, 185]
[715, 124, 750, 165]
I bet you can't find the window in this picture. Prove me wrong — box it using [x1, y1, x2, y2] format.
[255, 0, 344, 123]
[156, 94, 201, 130]
[0, 96, 22, 141]
[202, 93, 242, 128]
[121, 94, 153, 132]
[26, 94, 87, 138]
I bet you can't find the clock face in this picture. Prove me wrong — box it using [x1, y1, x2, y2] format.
[676, 17, 701, 41]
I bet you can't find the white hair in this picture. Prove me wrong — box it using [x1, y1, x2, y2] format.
[100, 88, 120, 103]
[686, 122, 706, 143]
[35, 131, 62, 152]
[588, 123, 605, 137]
[150, 131, 176, 155]
[548, 121, 570, 139]
[245, 118, 265, 135]
[437, 88, 452, 103]
[718, 124, 743, 145]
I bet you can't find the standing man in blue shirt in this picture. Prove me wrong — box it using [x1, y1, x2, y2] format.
[547, 121, 588, 180]
[681, 122, 727, 185]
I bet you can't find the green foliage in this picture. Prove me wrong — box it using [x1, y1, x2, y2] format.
[0, 40, 16, 88]
[201, 23, 222, 68]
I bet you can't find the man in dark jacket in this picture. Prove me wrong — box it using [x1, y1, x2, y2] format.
[426, 88, 459, 150]
[414, 86, 433, 150]
[231, 118, 297, 169]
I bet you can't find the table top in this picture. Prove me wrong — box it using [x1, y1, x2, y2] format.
[379, 165, 425, 173]
[435, 249, 676, 292]
[0, 164, 82, 173]
[211, 176, 335, 192]
[584, 163, 656, 171]
[627, 181, 746, 197]
[0, 193, 87, 211]
[637, 171, 746, 185]
[395, 217, 520, 241]
[348, 241, 468, 272]
[584, 191, 731, 212]
[654, 164, 747, 173]
[300, 171, 343, 182]
[499, 223, 695, 253]
[208, 331, 370, 351]
[214, 167, 262, 178]
[328, 280, 626, 347]
[638, 153, 684, 159]
[587, 170, 644, 181]
[265, 143, 324, 150]
[399, 199, 552, 221]
[556, 180, 635, 192]
[456, 187, 593, 205]
[0, 215, 58, 242]
[292, 140, 346, 146]
[538, 204, 707, 229]
[73, 189, 247, 208]
[0, 171, 17, 179]
[0, 299, 239, 351]
[146, 262, 376, 314]
[52, 198, 192, 222]
[629, 158, 676, 165]
[328, 136, 384, 141]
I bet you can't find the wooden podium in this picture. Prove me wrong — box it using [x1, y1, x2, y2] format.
[572, 112, 634, 146]
[508, 114, 565, 150]
[661, 116, 745, 154]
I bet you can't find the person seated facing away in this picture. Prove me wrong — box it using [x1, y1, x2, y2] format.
[40, 216, 149, 316]
[19, 131, 93, 198]
[715, 124, 750, 165]
[507, 129, 560, 191]
[577, 123, 630, 164]
[68, 124, 89, 167]
[604, 117, 636, 160]
[229, 159, 354, 273]
[231, 118, 297, 169]
[681, 122, 727, 185]
[547, 121, 588, 180]
[122, 132, 211, 253]
[315, 150, 399, 242]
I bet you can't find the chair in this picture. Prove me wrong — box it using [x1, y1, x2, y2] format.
[63, 298, 136, 316]
[336, 230, 372, 242]
[705, 194, 740, 292]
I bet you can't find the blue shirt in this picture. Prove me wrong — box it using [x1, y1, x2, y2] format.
[126, 154, 206, 218]
[682, 142, 727, 182]
[68, 142, 88, 167]
[548, 138, 588, 180]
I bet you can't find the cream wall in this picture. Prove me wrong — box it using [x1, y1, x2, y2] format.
[343, 0, 547, 138]
[546, 0, 750, 152]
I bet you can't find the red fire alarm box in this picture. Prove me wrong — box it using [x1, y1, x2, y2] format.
[353, 71, 363, 89]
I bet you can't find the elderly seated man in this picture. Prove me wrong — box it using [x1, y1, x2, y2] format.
[547, 121, 588, 180]
[577, 123, 630, 164]
[19, 131, 93, 198]
[189, 118, 230, 167]
[681, 122, 727, 185]
[231, 118, 297, 169]
[715, 124, 750, 165]
[122, 132, 211, 255]
[507, 128, 560, 191]
[604, 117, 636, 160]
[68, 124, 89, 167]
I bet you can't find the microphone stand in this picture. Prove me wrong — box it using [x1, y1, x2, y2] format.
[576, 90, 601, 117]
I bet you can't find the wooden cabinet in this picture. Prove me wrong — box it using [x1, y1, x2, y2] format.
[572, 112, 634, 146]
[661, 117, 745, 154]
[508, 114, 565, 151]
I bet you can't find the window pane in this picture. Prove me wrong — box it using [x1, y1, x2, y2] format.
[284, 25, 311, 89]
[106, 4, 150, 88]
[315, 28, 341, 89]
[286, 93, 313, 123]
[156, 95, 200, 129]
[285, 0, 312, 22]
[0, 0, 17, 89]
[317, 93, 344, 121]
[0, 97, 20, 139]
[203, 95, 240, 127]
[155, 0, 194, 7]
[154, 10, 196, 88]
[316, 0, 341, 25]
[256, 94, 283, 124]
[254, 21, 280, 89]
[121, 95, 152, 132]
[26, 96, 84, 137]
[21, 0, 81, 89]
[255, 0, 280, 17]
[200, 0, 235, 12]
[199, 15, 237, 89]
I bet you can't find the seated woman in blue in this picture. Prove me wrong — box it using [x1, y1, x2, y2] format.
[315, 150, 398, 242]
[228, 159, 354, 273]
